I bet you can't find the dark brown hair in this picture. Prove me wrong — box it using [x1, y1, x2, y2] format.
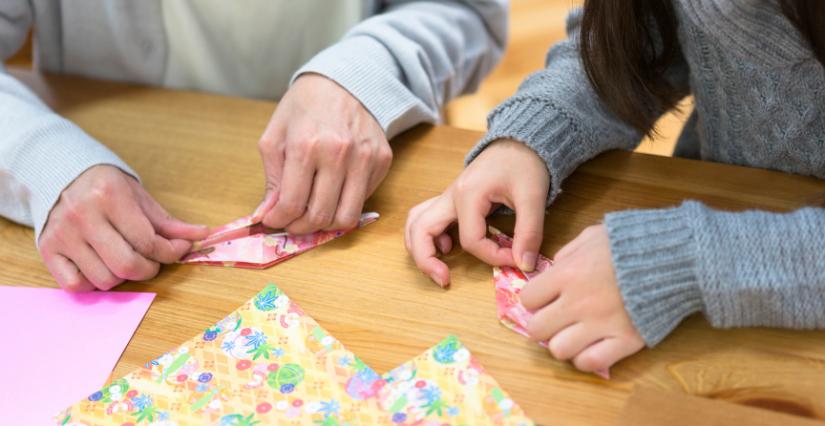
[580, 0, 825, 137]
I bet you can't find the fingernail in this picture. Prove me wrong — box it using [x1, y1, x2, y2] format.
[436, 240, 449, 254]
[429, 273, 443, 287]
[521, 252, 537, 272]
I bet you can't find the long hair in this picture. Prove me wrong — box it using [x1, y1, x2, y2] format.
[579, 0, 825, 137]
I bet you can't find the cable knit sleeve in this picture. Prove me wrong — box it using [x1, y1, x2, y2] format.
[466, 7, 691, 205]
[606, 201, 825, 346]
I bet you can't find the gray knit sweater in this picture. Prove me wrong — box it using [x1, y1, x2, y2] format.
[467, 1, 825, 346]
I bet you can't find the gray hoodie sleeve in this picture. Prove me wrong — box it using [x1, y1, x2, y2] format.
[292, 0, 507, 139]
[0, 1, 138, 245]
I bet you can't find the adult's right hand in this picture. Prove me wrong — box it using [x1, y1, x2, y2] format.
[38, 165, 210, 292]
[405, 139, 551, 286]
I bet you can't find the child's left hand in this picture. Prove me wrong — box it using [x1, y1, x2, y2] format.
[520, 224, 646, 373]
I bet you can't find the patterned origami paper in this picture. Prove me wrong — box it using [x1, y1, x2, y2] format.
[180, 212, 379, 269]
[56, 284, 535, 426]
[490, 227, 610, 380]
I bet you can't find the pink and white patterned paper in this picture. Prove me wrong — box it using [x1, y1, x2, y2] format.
[490, 227, 610, 380]
[179, 212, 379, 269]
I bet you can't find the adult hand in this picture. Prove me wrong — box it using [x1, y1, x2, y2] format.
[39, 165, 210, 293]
[520, 224, 645, 372]
[405, 139, 550, 286]
[257, 73, 392, 235]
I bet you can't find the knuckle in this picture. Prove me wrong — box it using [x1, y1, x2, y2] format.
[331, 135, 354, 156]
[296, 135, 319, 156]
[90, 178, 114, 202]
[454, 175, 472, 195]
[575, 350, 606, 372]
[113, 258, 141, 279]
[378, 146, 393, 165]
[131, 237, 155, 258]
[336, 214, 360, 230]
[62, 277, 86, 293]
[99, 275, 124, 291]
[548, 337, 572, 360]
[525, 319, 542, 340]
[283, 202, 306, 219]
[310, 212, 335, 228]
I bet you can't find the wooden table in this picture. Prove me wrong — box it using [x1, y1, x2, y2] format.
[3, 67, 825, 425]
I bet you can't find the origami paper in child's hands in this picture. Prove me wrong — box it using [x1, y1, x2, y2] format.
[179, 212, 379, 268]
[490, 227, 610, 380]
[57, 284, 535, 426]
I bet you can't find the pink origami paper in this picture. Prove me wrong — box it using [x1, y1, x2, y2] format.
[490, 227, 610, 380]
[0, 287, 154, 426]
[180, 212, 379, 269]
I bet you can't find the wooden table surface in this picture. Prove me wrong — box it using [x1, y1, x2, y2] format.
[4, 67, 825, 426]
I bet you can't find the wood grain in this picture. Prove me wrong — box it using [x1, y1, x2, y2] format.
[3, 67, 825, 426]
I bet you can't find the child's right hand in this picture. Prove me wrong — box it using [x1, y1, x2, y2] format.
[405, 139, 550, 286]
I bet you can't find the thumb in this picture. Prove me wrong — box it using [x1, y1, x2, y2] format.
[258, 135, 285, 226]
[511, 193, 546, 272]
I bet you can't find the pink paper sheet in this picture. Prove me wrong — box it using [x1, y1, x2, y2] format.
[0, 287, 155, 425]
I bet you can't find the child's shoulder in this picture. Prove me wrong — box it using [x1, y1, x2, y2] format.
[676, 0, 812, 67]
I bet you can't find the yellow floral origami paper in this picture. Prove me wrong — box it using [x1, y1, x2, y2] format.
[56, 284, 535, 426]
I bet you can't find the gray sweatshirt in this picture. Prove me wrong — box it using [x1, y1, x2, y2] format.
[0, 0, 506, 243]
[467, 1, 825, 346]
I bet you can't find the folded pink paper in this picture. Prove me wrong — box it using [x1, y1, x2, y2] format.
[0, 286, 154, 426]
[179, 212, 379, 269]
[490, 227, 610, 380]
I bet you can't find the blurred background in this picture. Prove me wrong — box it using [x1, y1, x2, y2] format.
[4, 0, 691, 156]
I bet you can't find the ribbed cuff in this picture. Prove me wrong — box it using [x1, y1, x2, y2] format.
[11, 116, 139, 246]
[290, 36, 437, 140]
[605, 203, 705, 346]
[466, 97, 586, 206]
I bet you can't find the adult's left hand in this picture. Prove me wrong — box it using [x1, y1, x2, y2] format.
[519, 224, 646, 372]
[256, 73, 392, 234]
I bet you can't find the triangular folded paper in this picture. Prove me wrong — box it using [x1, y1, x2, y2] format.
[56, 284, 535, 426]
[180, 212, 379, 269]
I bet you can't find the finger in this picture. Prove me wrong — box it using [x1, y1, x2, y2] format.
[572, 337, 640, 372]
[43, 252, 96, 293]
[456, 196, 513, 267]
[435, 233, 453, 254]
[325, 164, 371, 231]
[511, 190, 547, 271]
[405, 197, 439, 254]
[547, 322, 606, 361]
[105, 192, 192, 264]
[519, 267, 564, 310]
[525, 292, 571, 342]
[130, 182, 210, 242]
[286, 167, 346, 235]
[364, 149, 392, 199]
[408, 196, 458, 287]
[257, 123, 286, 223]
[264, 151, 315, 229]
[70, 244, 124, 291]
[86, 223, 161, 281]
[553, 226, 595, 264]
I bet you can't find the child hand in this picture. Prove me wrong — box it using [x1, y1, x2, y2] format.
[405, 139, 550, 286]
[520, 225, 645, 372]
